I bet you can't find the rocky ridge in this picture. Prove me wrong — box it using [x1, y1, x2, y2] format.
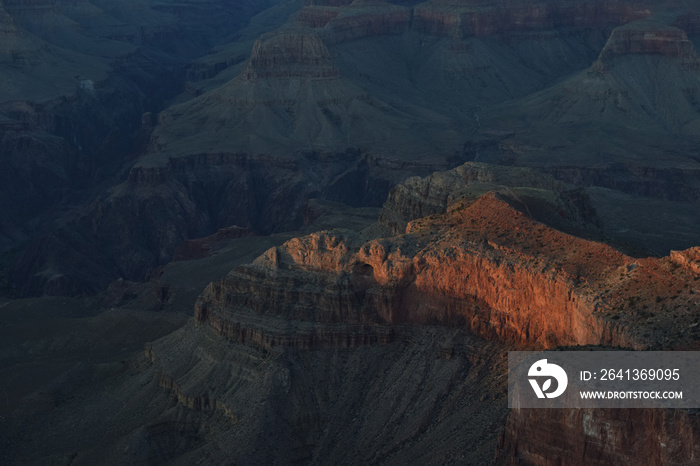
[378, 162, 601, 237]
[149, 162, 700, 464]
[482, 18, 700, 186]
[597, 23, 698, 62]
[195, 191, 699, 351]
[411, 1, 651, 38]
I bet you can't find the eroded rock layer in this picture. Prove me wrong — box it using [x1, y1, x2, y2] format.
[195, 191, 699, 350]
[143, 159, 700, 465]
[242, 32, 339, 80]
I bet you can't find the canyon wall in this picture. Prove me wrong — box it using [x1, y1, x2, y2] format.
[195, 191, 699, 351]
[187, 162, 700, 464]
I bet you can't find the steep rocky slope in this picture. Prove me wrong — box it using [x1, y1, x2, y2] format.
[145, 165, 700, 464]
[196, 192, 699, 351]
[2, 159, 699, 464]
[4, 3, 700, 461]
[377, 162, 601, 237]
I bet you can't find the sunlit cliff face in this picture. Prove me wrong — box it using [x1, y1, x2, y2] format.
[196, 192, 700, 351]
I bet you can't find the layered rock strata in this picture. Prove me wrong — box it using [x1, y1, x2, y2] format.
[144, 319, 508, 465]
[378, 162, 600, 236]
[158, 160, 700, 464]
[195, 192, 700, 351]
[298, 1, 652, 43]
[318, 6, 412, 44]
[593, 22, 700, 71]
[599, 25, 697, 60]
[394, 1, 648, 39]
[242, 32, 339, 80]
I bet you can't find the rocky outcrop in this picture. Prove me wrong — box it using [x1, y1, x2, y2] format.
[242, 32, 339, 80]
[195, 191, 699, 350]
[14, 148, 440, 296]
[594, 23, 700, 70]
[185, 165, 700, 464]
[600, 25, 697, 60]
[378, 162, 600, 236]
[670, 247, 700, 275]
[194, 240, 398, 350]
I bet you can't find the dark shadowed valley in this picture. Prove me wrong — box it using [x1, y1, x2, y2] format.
[1, 1, 700, 464]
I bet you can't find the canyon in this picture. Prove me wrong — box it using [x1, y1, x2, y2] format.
[1, 0, 700, 465]
[10, 0, 700, 296]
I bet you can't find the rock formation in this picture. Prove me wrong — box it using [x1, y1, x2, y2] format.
[596, 24, 699, 63]
[16, 0, 700, 296]
[151, 163, 700, 464]
[242, 32, 340, 80]
[670, 247, 700, 275]
[3, 2, 700, 463]
[377, 162, 601, 237]
[412, 1, 650, 38]
[194, 190, 699, 351]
